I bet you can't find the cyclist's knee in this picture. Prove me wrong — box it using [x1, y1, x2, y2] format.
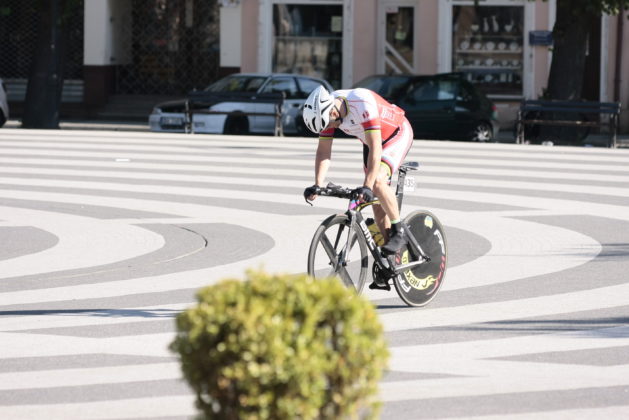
[373, 176, 391, 194]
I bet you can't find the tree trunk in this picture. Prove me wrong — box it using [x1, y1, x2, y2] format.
[22, 0, 64, 129]
[546, 0, 593, 100]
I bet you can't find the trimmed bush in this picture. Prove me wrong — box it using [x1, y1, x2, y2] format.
[170, 269, 389, 420]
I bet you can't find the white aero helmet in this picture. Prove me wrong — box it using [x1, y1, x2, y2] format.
[302, 85, 334, 134]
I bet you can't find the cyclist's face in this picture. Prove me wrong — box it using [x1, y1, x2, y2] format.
[324, 100, 343, 131]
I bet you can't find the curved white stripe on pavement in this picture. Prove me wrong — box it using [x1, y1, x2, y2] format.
[0, 396, 197, 420]
[0, 206, 164, 279]
[430, 208, 601, 291]
[379, 281, 629, 333]
[1, 130, 628, 419]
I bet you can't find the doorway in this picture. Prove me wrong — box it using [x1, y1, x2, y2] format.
[379, 3, 415, 74]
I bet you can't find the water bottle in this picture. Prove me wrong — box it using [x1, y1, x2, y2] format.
[365, 218, 385, 246]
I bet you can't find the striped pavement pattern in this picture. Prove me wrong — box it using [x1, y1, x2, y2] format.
[0, 129, 628, 419]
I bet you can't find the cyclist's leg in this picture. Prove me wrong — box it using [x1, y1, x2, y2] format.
[362, 145, 394, 241]
[374, 120, 414, 254]
[372, 165, 397, 227]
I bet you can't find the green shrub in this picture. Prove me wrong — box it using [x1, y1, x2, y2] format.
[170, 269, 389, 420]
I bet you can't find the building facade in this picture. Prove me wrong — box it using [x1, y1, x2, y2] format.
[1, 0, 628, 131]
[230, 0, 629, 130]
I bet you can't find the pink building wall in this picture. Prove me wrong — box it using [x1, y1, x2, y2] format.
[240, 1, 258, 72]
[236, 1, 628, 131]
[352, 0, 377, 83]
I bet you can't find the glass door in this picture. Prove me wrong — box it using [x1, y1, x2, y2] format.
[380, 3, 415, 74]
[272, 4, 343, 89]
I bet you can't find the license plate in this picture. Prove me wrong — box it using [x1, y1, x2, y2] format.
[404, 176, 415, 192]
[160, 117, 184, 126]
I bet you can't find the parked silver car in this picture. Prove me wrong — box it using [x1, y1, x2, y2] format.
[149, 73, 333, 135]
[0, 78, 9, 127]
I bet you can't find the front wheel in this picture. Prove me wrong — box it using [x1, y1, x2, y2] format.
[307, 214, 368, 294]
[393, 210, 447, 307]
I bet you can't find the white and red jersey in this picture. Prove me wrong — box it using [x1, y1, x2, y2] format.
[319, 88, 407, 144]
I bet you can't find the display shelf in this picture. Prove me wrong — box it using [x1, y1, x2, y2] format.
[456, 66, 521, 71]
[455, 49, 522, 54]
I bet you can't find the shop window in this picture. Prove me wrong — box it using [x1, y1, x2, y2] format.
[272, 4, 342, 88]
[452, 5, 523, 96]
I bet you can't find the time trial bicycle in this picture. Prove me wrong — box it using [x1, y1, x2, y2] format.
[306, 162, 447, 307]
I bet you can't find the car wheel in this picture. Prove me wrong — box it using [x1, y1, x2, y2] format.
[0, 111, 5, 128]
[471, 121, 493, 142]
[223, 114, 249, 135]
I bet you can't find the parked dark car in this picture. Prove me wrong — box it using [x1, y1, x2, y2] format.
[353, 73, 499, 142]
[149, 73, 333, 136]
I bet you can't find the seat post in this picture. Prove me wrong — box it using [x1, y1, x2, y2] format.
[395, 168, 408, 212]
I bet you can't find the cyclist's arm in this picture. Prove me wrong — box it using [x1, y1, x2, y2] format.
[315, 137, 333, 186]
[362, 129, 383, 189]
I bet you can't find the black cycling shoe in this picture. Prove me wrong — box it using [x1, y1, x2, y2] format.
[369, 280, 391, 291]
[381, 223, 407, 256]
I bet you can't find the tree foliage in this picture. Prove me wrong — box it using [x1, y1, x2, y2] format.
[540, 0, 627, 100]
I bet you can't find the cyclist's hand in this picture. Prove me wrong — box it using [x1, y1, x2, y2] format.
[304, 185, 321, 204]
[352, 186, 374, 203]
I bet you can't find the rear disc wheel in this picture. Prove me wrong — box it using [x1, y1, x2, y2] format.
[393, 210, 447, 306]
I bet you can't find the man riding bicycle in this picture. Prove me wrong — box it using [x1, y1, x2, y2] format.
[302, 86, 414, 259]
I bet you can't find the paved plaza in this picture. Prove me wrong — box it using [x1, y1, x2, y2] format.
[0, 128, 628, 419]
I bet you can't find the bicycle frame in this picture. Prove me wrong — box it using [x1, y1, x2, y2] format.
[308, 161, 447, 305]
[345, 198, 429, 280]
[313, 161, 428, 281]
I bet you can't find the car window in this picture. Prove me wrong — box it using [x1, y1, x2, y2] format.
[354, 76, 411, 99]
[297, 78, 327, 99]
[457, 82, 475, 102]
[260, 77, 299, 99]
[205, 75, 267, 93]
[408, 79, 457, 102]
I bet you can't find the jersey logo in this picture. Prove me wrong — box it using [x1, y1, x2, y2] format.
[362, 111, 370, 119]
[381, 108, 394, 120]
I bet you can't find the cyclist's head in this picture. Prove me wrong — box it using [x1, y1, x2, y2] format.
[303, 86, 334, 134]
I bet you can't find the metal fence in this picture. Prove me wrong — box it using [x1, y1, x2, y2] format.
[0, 0, 220, 102]
[115, 0, 221, 95]
[0, 0, 84, 102]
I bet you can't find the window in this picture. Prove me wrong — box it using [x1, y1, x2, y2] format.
[272, 4, 342, 88]
[409, 80, 456, 102]
[356, 75, 411, 100]
[384, 7, 414, 74]
[452, 5, 524, 96]
[261, 77, 299, 99]
[297, 78, 326, 99]
[457, 81, 475, 102]
[206, 75, 266, 93]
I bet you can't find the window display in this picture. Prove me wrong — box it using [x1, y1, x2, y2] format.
[452, 5, 523, 96]
[273, 5, 342, 88]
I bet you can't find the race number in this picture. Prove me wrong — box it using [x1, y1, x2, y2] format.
[404, 176, 415, 192]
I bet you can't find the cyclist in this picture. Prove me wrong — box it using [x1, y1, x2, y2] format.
[302, 86, 414, 261]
